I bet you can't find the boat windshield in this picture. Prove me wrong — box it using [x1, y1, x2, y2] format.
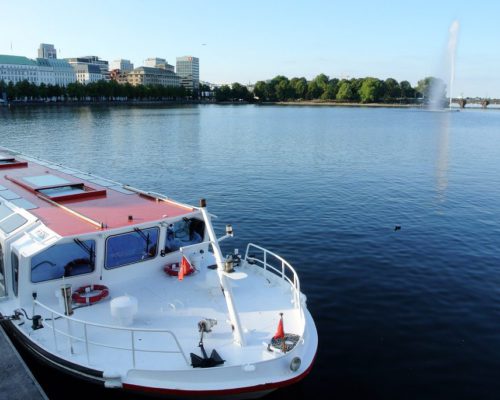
[164, 218, 205, 254]
[105, 227, 159, 269]
[31, 240, 96, 283]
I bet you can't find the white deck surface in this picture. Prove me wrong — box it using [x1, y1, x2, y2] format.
[25, 258, 303, 375]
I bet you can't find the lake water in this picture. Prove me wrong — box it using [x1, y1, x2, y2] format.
[1, 104, 500, 399]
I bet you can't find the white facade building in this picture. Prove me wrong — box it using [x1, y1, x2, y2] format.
[66, 56, 109, 80]
[0, 55, 38, 84]
[109, 59, 134, 72]
[0, 54, 75, 88]
[36, 59, 56, 85]
[47, 59, 76, 86]
[73, 64, 103, 84]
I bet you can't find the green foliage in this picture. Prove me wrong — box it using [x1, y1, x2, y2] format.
[359, 77, 383, 103]
[1, 79, 191, 102]
[214, 83, 252, 102]
[336, 80, 355, 101]
[251, 75, 422, 104]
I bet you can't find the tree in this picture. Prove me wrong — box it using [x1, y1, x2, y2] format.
[384, 78, 401, 100]
[253, 81, 268, 101]
[321, 79, 339, 100]
[215, 85, 231, 101]
[359, 77, 383, 103]
[399, 80, 415, 99]
[290, 77, 307, 99]
[306, 80, 322, 100]
[275, 79, 292, 101]
[336, 80, 354, 101]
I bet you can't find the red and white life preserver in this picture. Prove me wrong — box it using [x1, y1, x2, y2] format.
[72, 284, 109, 305]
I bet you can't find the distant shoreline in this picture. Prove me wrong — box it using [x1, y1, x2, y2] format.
[265, 100, 423, 108]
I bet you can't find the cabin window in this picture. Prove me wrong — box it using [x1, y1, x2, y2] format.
[12, 252, 19, 296]
[0, 244, 5, 297]
[31, 240, 96, 283]
[164, 218, 205, 254]
[105, 227, 159, 269]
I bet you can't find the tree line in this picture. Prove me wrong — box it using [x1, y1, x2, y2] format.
[0, 79, 190, 101]
[217, 75, 440, 104]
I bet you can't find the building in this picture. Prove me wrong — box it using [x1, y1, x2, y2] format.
[35, 58, 56, 85]
[126, 67, 180, 87]
[144, 58, 174, 72]
[176, 56, 199, 92]
[66, 56, 109, 80]
[109, 59, 134, 73]
[73, 64, 102, 84]
[0, 55, 38, 84]
[46, 59, 76, 86]
[109, 69, 129, 84]
[38, 43, 57, 59]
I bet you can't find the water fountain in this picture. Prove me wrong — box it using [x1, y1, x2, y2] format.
[428, 20, 460, 110]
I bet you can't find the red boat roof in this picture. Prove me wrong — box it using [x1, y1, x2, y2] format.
[0, 150, 196, 237]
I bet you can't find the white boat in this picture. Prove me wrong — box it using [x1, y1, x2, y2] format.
[0, 147, 318, 398]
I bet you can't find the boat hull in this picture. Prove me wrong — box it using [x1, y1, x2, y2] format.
[1, 313, 317, 400]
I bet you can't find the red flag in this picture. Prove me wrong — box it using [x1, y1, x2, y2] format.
[273, 314, 285, 340]
[178, 256, 193, 281]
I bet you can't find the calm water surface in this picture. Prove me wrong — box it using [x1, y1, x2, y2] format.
[1, 105, 500, 399]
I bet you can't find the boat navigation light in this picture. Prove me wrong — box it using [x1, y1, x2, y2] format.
[200, 198, 207, 208]
[290, 357, 301, 372]
[226, 224, 233, 236]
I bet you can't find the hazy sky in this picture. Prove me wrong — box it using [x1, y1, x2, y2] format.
[1, 0, 499, 97]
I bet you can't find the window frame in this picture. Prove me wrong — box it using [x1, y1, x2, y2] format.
[104, 226, 160, 270]
[30, 239, 97, 284]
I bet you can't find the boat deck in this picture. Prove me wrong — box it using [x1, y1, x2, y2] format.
[26, 258, 302, 375]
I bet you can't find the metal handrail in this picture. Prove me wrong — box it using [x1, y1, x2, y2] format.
[34, 300, 189, 368]
[244, 243, 303, 315]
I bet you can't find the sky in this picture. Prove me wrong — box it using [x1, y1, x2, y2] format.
[1, 0, 499, 97]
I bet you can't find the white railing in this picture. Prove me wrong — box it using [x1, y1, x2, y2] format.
[34, 300, 189, 369]
[244, 243, 303, 315]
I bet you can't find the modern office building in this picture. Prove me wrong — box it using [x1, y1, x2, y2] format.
[38, 43, 57, 59]
[176, 56, 199, 92]
[144, 58, 175, 72]
[109, 59, 134, 73]
[66, 56, 109, 80]
[126, 67, 180, 87]
[0, 55, 39, 84]
[72, 64, 103, 84]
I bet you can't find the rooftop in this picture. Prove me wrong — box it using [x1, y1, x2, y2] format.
[0, 55, 36, 66]
[0, 149, 196, 237]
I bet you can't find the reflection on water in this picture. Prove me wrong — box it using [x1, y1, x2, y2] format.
[435, 113, 450, 202]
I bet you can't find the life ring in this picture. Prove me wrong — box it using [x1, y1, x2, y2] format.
[72, 284, 109, 305]
[163, 262, 195, 277]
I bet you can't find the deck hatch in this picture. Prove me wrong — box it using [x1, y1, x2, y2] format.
[23, 175, 71, 187]
[0, 157, 28, 169]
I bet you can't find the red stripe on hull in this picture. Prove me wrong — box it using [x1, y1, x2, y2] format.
[122, 355, 316, 398]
